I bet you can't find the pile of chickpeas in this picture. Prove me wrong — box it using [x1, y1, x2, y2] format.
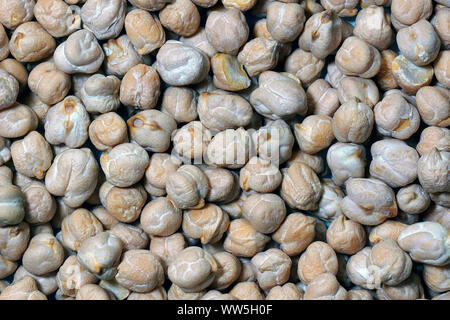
[0, 0, 448, 301]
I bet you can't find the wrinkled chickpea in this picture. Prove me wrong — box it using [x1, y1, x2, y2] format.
[376, 273, 424, 300]
[172, 121, 212, 162]
[34, 0, 81, 37]
[390, 0, 432, 30]
[211, 54, 251, 92]
[229, 281, 265, 300]
[61, 209, 103, 251]
[272, 213, 315, 256]
[150, 233, 187, 271]
[211, 251, 241, 290]
[242, 193, 286, 234]
[375, 50, 399, 90]
[304, 273, 348, 300]
[434, 51, 450, 88]
[22, 233, 64, 276]
[285, 49, 325, 87]
[396, 184, 430, 215]
[56, 255, 98, 297]
[266, 2, 305, 43]
[89, 112, 128, 152]
[224, 219, 270, 257]
[391, 55, 434, 94]
[0, 69, 20, 111]
[180, 27, 217, 58]
[203, 166, 240, 203]
[417, 148, 449, 195]
[416, 86, 450, 127]
[239, 157, 281, 193]
[140, 197, 182, 237]
[424, 204, 450, 230]
[0, 222, 30, 262]
[326, 142, 366, 186]
[0, 59, 28, 90]
[337, 76, 379, 107]
[326, 215, 366, 255]
[76, 284, 114, 300]
[251, 248, 291, 291]
[159, 0, 200, 37]
[297, 241, 338, 284]
[183, 204, 229, 244]
[238, 37, 279, 77]
[103, 35, 143, 77]
[108, 223, 148, 251]
[13, 266, 57, 296]
[353, 5, 393, 50]
[0, 277, 47, 300]
[0, 24, 8, 61]
[294, 115, 334, 154]
[128, 0, 172, 11]
[21, 181, 56, 224]
[80, 0, 126, 40]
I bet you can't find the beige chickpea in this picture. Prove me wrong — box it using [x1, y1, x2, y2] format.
[0, 255, 17, 279]
[239, 157, 281, 193]
[391, 0, 432, 30]
[156, 41, 210, 86]
[159, 0, 200, 37]
[303, 273, 347, 300]
[0, 222, 29, 261]
[224, 219, 270, 257]
[397, 184, 430, 215]
[125, 9, 165, 56]
[23, 233, 64, 276]
[80, 0, 125, 40]
[369, 221, 407, 245]
[150, 233, 187, 270]
[201, 290, 236, 300]
[360, 0, 390, 6]
[44, 96, 90, 148]
[326, 215, 366, 255]
[294, 115, 334, 154]
[103, 35, 143, 77]
[253, 120, 295, 166]
[297, 241, 338, 284]
[337, 77, 379, 107]
[250, 248, 291, 291]
[237, 37, 279, 77]
[13, 266, 57, 295]
[0, 59, 28, 89]
[423, 264, 450, 293]
[210, 54, 251, 92]
[299, 10, 344, 60]
[180, 27, 217, 58]
[266, 283, 303, 300]
[424, 204, 449, 230]
[0, 280, 9, 293]
[376, 274, 424, 300]
[30, 223, 53, 237]
[284, 49, 324, 87]
[45, 148, 99, 208]
[161, 87, 197, 124]
[272, 213, 315, 256]
[397, 20, 440, 67]
[321, 0, 358, 16]
[326, 142, 366, 186]
[144, 153, 181, 196]
[51, 198, 75, 229]
[91, 206, 118, 230]
[115, 249, 164, 293]
[250, 71, 307, 120]
[205, 7, 249, 55]
[28, 61, 71, 106]
[210, 252, 241, 290]
[129, 0, 172, 11]
[0, 24, 8, 61]
[0, 0, 35, 29]
[100, 143, 149, 188]
[120, 66, 160, 111]
[21, 181, 56, 224]
[0, 277, 47, 300]
[418, 148, 450, 194]
[34, 0, 81, 37]
[241, 193, 286, 234]
[172, 121, 212, 162]
[287, 151, 324, 175]
[61, 209, 103, 251]
[89, 112, 128, 152]
[434, 51, 450, 88]
[325, 61, 347, 89]
[398, 222, 450, 266]
[21, 93, 49, 125]
[281, 162, 323, 211]
[183, 204, 229, 244]
[108, 223, 148, 251]
[229, 281, 265, 300]
[56, 255, 97, 297]
[167, 284, 205, 300]
[0, 184, 26, 227]
[313, 179, 344, 221]
[266, 2, 305, 43]
[416, 86, 450, 127]
[79, 74, 120, 114]
[0, 69, 19, 111]
[432, 7, 450, 50]
[198, 92, 253, 131]
[54, 29, 104, 74]
[222, 0, 256, 10]
[76, 284, 114, 300]
[353, 5, 393, 50]
[166, 165, 210, 209]
[196, 168, 235, 204]
[335, 36, 381, 78]
[391, 55, 434, 94]
[375, 50, 399, 90]
[168, 246, 217, 292]
[140, 197, 181, 237]
[128, 286, 167, 300]
[206, 128, 251, 169]
[237, 258, 255, 282]
[9, 22, 55, 62]
[0, 166, 12, 185]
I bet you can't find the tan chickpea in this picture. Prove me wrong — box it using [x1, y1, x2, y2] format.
[0, 59, 28, 90]
[0, 166, 12, 185]
[210, 252, 241, 290]
[424, 204, 449, 230]
[423, 264, 450, 293]
[51, 198, 75, 229]
[90, 206, 118, 230]
[326, 215, 366, 255]
[159, 0, 200, 37]
[183, 204, 230, 244]
[229, 281, 265, 300]
[150, 233, 187, 271]
[172, 121, 212, 162]
[266, 2, 305, 43]
[13, 266, 57, 296]
[224, 219, 270, 257]
[0, 255, 17, 279]
[140, 197, 182, 237]
[303, 273, 347, 300]
[418, 148, 449, 195]
[266, 283, 303, 300]
[205, 7, 249, 55]
[0, 277, 47, 300]
[239, 157, 281, 193]
[416, 86, 450, 127]
[353, 5, 393, 50]
[432, 6, 450, 49]
[30, 223, 53, 237]
[326, 142, 366, 186]
[337, 77, 379, 107]
[284, 49, 324, 87]
[335, 36, 381, 78]
[0, 0, 35, 30]
[45, 148, 99, 208]
[0, 24, 9, 62]
[210, 54, 251, 92]
[103, 35, 143, 77]
[168, 246, 217, 292]
[375, 50, 399, 90]
[128, 286, 167, 300]
[161, 87, 197, 124]
[0, 184, 26, 227]
[206, 128, 251, 169]
[144, 153, 181, 196]
[321, 0, 358, 16]
[250, 71, 307, 120]
[250, 248, 291, 291]
[241, 193, 285, 234]
[313, 179, 343, 221]
[341, 178, 397, 226]
[0, 69, 19, 111]
[108, 223, 149, 251]
[56, 255, 97, 297]
[294, 115, 334, 154]
[237, 37, 279, 77]
[297, 241, 338, 284]
[120, 66, 160, 111]
[377, 273, 425, 300]
[156, 41, 210, 86]
[21, 93, 49, 125]
[54, 29, 104, 74]
[221, 0, 256, 10]
[299, 10, 344, 60]
[80, 0, 125, 40]
[325, 61, 347, 89]
[23, 233, 64, 276]
[167, 284, 205, 300]
[79, 75, 120, 114]
[237, 258, 255, 282]
[287, 150, 324, 175]
[398, 221, 449, 266]
[76, 284, 114, 300]
[0, 222, 30, 261]
[61, 209, 103, 251]
[180, 27, 217, 59]
[100, 143, 149, 188]
[129, 0, 172, 11]
[390, 0, 432, 30]
[21, 181, 56, 224]
[89, 112, 128, 152]
[434, 51, 450, 88]
[281, 162, 323, 211]
[391, 55, 434, 94]
[396, 184, 430, 215]
[34, 0, 81, 37]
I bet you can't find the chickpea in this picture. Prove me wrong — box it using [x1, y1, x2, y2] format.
[205, 7, 249, 55]
[80, 0, 125, 40]
[312, 179, 343, 221]
[0, 184, 26, 227]
[376, 273, 424, 300]
[76, 284, 114, 300]
[172, 121, 212, 162]
[183, 204, 230, 244]
[23, 233, 64, 276]
[9, 22, 53, 62]
[396, 184, 430, 215]
[0, 69, 20, 112]
[167, 284, 205, 300]
[294, 115, 334, 154]
[159, 0, 200, 37]
[22, 181, 56, 224]
[434, 51, 450, 88]
[140, 197, 182, 237]
[180, 28, 217, 59]
[416, 86, 450, 127]
[0, 59, 28, 90]
[424, 204, 449, 230]
[390, 0, 432, 30]
[326, 215, 366, 255]
[353, 5, 393, 50]
[201, 290, 236, 300]
[54, 29, 104, 74]
[266, 2, 305, 43]
[0, 222, 30, 261]
[203, 166, 240, 203]
[125, 9, 164, 56]
[432, 8, 450, 50]
[128, 287, 167, 300]
[108, 223, 149, 251]
[30, 223, 53, 237]
[337, 77, 379, 107]
[418, 148, 449, 195]
[250, 71, 307, 120]
[239, 157, 281, 193]
[297, 241, 338, 284]
[78, 75, 120, 114]
[0, 277, 47, 300]
[249, 248, 291, 291]
[13, 266, 57, 295]
[327, 142, 366, 186]
[168, 246, 217, 292]
[391, 55, 434, 94]
[299, 10, 345, 60]
[325, 61, 348, 89]
[89, 112, 128, 152]
[287, 150, 324, 175]
[0, 0, 35, 29]
[0, 166, 12, 185]
[60, 209, 103, 251]
[347, 289, 373, 300]
[149, 233, 187, 270]
[210, 252, 241, 290]
[34, 0, 81, 37]
[155, 41, 210, 86]
[375, 50, 399, 90]
[266, 283, 303, 300]
[398, 222, 450, 266]
[237, 37, 279, 77]
[0, 255, 17, 279]
[284, 50, 324, 87]
[144, 153, 181, 196]
[229, 281, 265, 300]
[103, 35, 143, 77]
[51, 198, 75, 229]
[0, 24, 8, 62]
[20, 93, 48, 126]
[45, 148, 99, 208]
[224, 219, 270, 257]
[91, 206, 118, 230]
[304, 273, 347, 300]
[129, 0, 172, 11]
[160, 87, 197, 124]
[210, 54, 251, 92]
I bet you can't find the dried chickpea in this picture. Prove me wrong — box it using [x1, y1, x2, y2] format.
[0, 166, 12, 184]
[89, 112, 128, 152]
[125, 9, 165, 55]
[0, 255, 17, 279]
[423, 264, 450, 293]
[326, 142, 366, 186]
[103, 35, 143, 77]
[56, 255, 97, 297]
[284, 49, 324, 87]
[397, 184, 430, 215]
[23, 233, 64, 276]
[159, 0, 200, 37]
[376, 273, 424, 300]
[33, 0, 81, 37]
[369, 220, 406, 244]
[224, 219, 270, 257]
[211, 252, 241, 290]
[61, 209, 103, 251]
[326, 215, 366, 255]
[90, 207, 117, 230]
[210, 54, 251, 92]
[390, 0, 432, 30]
[424, 204, 450, 230]
[325, 61, 348, 88]
[179, 27, 217, 59]
[150, 233, 187, 271]
[21, 181, 56, 224]
[0, 277, 47, 300]
[172, 121, 212, 162]
[13, 266, 57, 296]
[416, 86, 450, 127]
[434, 51, 450, 87]
[161, 87, 197, 124]
[0, 24, 8, 61]
[53, 29, 104, 74]
[167, 284, 205, 300]
[140, 197, 182, 237]
[9, 22, 55, 62]
[432, 7, 450, 49]
[391, 55, 434, 94]
[337, 76, 379, 107]
[80, 0, 125, 40]
[0, 59, 28, 89]
[272, 213, 315, 256]
[0, 69, 20, 111]
[313, 179, 344, 221]
[0, 184, 26, 227]
[76, 284, 113, 300]
[0, 0, 35, 30]
[128, 287, 167, 300]
[155, 41, 210, 86]
[183, 204, 229, 244]
[30, 223, 53, 237]
[239, 156, 281, 193]
[297, 241, 338, 284]
[79, 74, 120, 114]
[250, 248, 291, 291]
[304, 273, 347, 300]
[417, 148, 450, 194]
[201, 290, 235, 300]
[51, 198, 75, 229]
[20, 93, 49, 125]
[238, 37, 279, 77]
[266, 2, 305, 43]
[375, 50, 399, 90]
[0, 222, 30, 261]
[242, 193, 286, 234]
[205, 7, 249, 55]
[144, 153, 181, 196]
[287, 150, 324, 175]
[266, 283, 303, 300]
[353, 5, 393, 50]
[129, 0, 172, 11]
[229, 281, 265, 300]
[294, 115, 334, 154]
[45, 148, 99, 208]
[108, 223, 148, 251]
